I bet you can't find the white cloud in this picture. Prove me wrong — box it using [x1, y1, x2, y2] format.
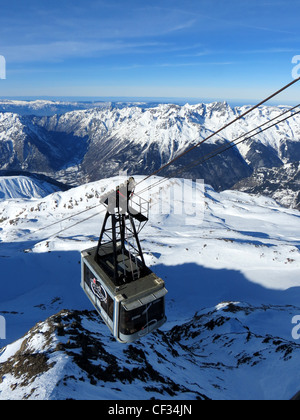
[1, 40, 164, 63]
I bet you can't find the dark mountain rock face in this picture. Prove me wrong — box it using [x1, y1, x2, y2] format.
[0, 102, 299, 208]
[279, 139, 300, 163]
[0, 113, 89, 176]
[243, 139, 283, 169]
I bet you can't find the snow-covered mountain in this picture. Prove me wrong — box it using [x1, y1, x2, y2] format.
[0, 175, 300, 400]
[0, 175, 62, 200]
[0, 101, 299, 207]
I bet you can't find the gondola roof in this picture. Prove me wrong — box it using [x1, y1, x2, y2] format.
[82, 245, 166, 305]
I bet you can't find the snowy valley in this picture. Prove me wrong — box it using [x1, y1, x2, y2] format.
[0, 175, 300, 400]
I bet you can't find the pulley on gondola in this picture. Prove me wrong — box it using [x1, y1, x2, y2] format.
[81, 177, 167, 343]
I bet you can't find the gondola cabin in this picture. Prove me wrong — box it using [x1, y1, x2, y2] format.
[81, 178, 167, 343]
[81, 245, 167, 343]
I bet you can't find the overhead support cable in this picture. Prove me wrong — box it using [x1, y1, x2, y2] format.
[136, 104, 300, 196]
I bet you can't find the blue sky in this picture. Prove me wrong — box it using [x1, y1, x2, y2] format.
[0, 0, 299, 103]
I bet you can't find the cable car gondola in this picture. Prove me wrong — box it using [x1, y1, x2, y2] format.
[81, 177, 167, 343]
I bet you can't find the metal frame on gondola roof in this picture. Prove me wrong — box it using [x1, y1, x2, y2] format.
[82, 245, 165, 304]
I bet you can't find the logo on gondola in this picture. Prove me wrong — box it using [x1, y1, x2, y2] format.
[90, 278, 107, 303]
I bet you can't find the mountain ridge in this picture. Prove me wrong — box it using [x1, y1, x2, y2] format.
[1, 302, 300, 400]
[0, 101, 299, 207]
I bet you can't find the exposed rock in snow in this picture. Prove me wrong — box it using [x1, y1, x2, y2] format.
[232, 162, 300, 210]
[1, 303, 300, 400]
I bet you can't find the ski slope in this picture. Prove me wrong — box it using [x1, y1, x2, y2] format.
[0, 176, 61, 200]
[0, 176, 300, 400]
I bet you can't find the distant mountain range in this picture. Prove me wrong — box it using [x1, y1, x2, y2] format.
[0, 100, 299, 208]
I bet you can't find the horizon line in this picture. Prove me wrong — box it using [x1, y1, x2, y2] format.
[0, 95, 297, 107]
